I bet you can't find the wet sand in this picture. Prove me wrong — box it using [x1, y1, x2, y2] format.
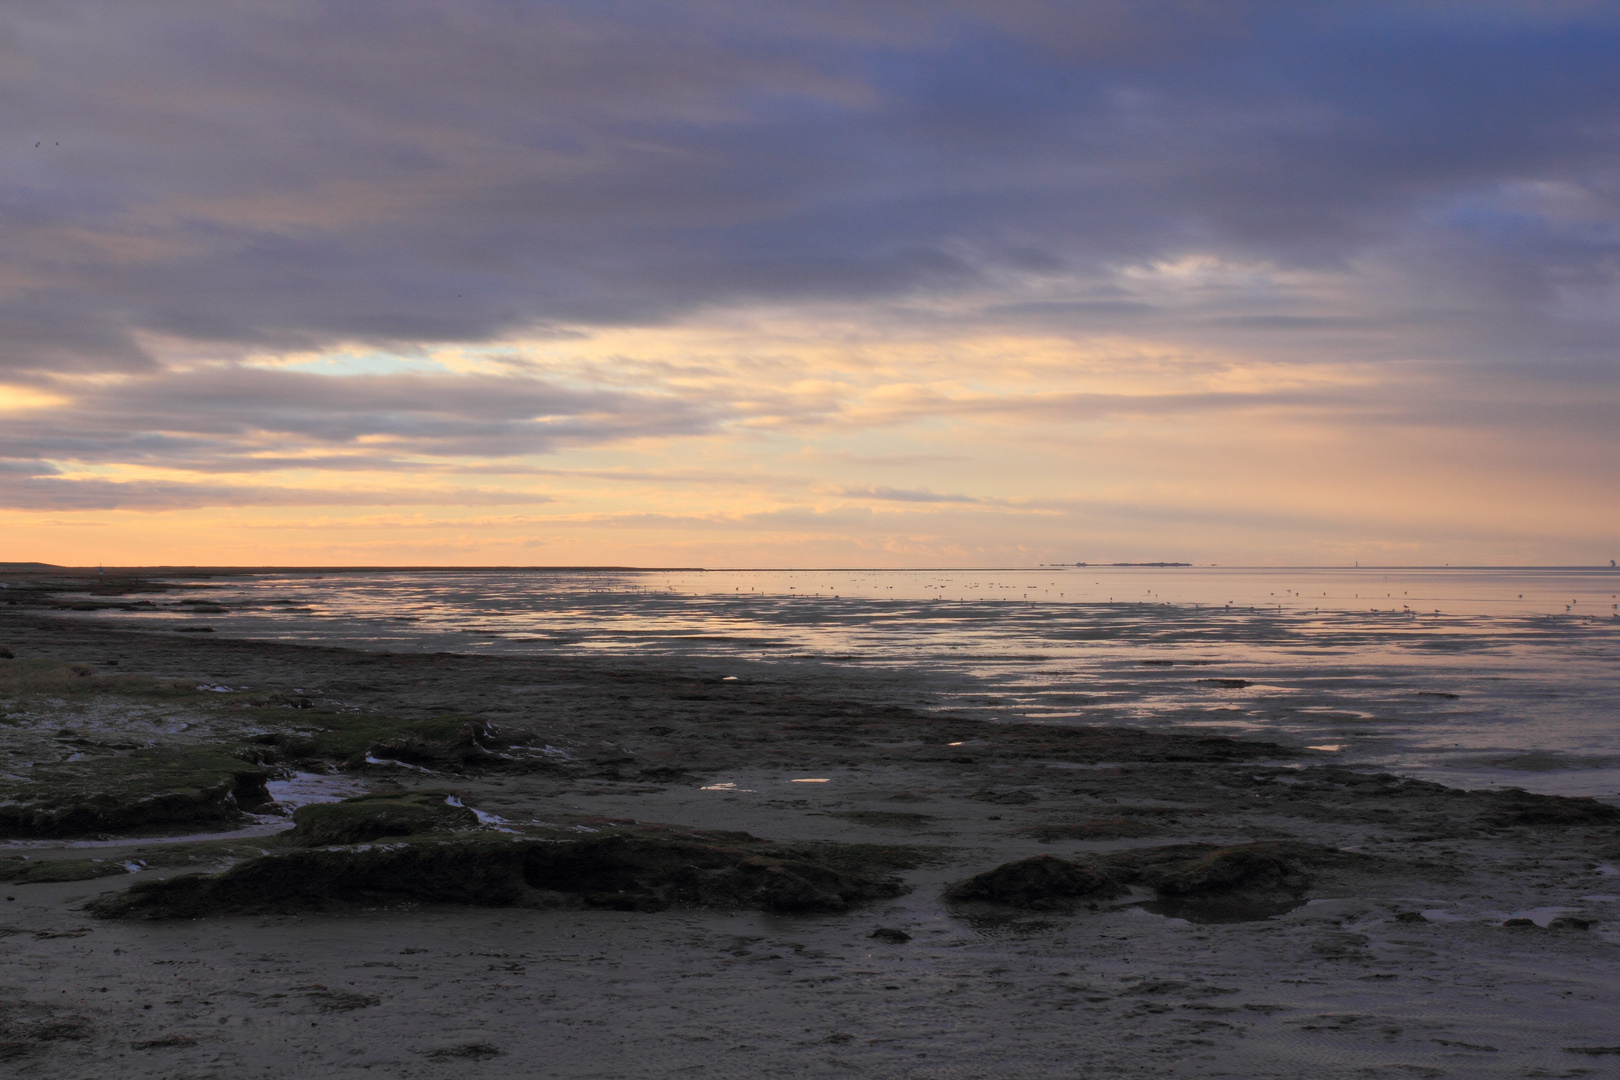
[3, 608, 1620, 1078]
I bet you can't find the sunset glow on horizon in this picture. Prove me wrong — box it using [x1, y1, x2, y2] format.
[2, 3, 1616, 568]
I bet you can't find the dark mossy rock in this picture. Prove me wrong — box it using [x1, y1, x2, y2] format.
[524, 833, 905, 913]
[1477, 788, 1620, 827]
[289, 791, 478, 845]
[947, 843, 1337, 913]
[1124, 844, 1310, 898]
[0, 747, 273, 839]
[944, 854, 1124, 910]
[87, 828, 914, 920]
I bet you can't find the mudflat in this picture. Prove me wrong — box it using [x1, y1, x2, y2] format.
[2, 607, 1618, 1078]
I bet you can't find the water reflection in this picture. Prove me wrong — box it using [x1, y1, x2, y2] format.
[57, 566, 1620, 798]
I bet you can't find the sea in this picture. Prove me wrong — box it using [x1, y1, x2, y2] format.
[52, 565, 1620, 800]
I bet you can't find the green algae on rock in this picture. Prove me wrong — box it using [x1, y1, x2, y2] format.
[1, 837, 297, 890]
[289, 791, 479, 845]
[244, 713, 549, 773]
[86, 836, 535, 919]
[0, 856, 131, 885]
[0, 656, 232, 703]
[86, 827, 916, 920]
[0, 746, 273, 838]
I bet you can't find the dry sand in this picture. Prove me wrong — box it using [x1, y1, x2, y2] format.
[3, 607, 1620, 1078]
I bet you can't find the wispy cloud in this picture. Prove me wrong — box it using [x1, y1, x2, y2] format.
[838, 485, 984, 505]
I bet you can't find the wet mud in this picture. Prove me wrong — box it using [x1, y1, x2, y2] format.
[3, 604, 1619, 1078]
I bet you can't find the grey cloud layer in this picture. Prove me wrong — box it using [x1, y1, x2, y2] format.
[0, 474, 555, 512]
[3, 1, 1617, 375]
[0, 368, 719, 486]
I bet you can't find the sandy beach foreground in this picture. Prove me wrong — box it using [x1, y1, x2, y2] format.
[3, 605, 1619, 1078]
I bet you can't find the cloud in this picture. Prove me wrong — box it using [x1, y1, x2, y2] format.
[0, 367, 722, 471]
[838, 485, 984, 504]
[1, 2, 1616, 564]
[0, 472, 556, 512]
[0, 1, 1615, 375]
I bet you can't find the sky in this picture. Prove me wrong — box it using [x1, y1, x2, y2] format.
[1, 0, 1617, 568]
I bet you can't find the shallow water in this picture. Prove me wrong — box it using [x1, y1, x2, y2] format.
[56, 566, 1620, 798]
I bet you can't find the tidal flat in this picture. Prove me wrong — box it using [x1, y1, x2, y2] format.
[3, 606, 1619, 1078]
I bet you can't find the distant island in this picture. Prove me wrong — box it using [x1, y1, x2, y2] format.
[1062, 562, 1193, 568]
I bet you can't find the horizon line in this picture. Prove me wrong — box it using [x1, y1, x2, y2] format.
[2, 562, 1617, 575]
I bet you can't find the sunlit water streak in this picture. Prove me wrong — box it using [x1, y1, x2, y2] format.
[59, 566, 1620, 798]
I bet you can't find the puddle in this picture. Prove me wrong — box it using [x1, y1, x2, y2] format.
[1136, 896, 1310, 924]
[363, 755, 434, 772]
[0, 821, 290, 851]
[265, 771, 369, 810]
[1419, 908, 1469, 923]
[958, 909, 1065, 935]
[444, 794, 517, 832]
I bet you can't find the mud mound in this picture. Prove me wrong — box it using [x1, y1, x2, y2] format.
[87, 829, 913, 920]
[289, 791, 478, 845]
[0, 747, 273, 839]
[1107, 843, 1313, 897]
[1124, 843, 1324, 923]
[944, 854, 1123, 911]
[1478, 788, 1620, 827]
[947, 843, 1340, 914]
